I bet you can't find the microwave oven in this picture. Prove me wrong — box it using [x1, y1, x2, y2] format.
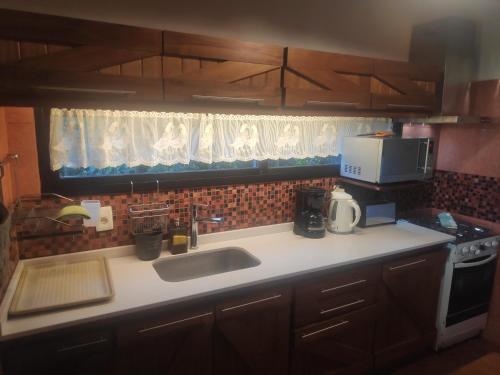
[341, 136, 435, 183]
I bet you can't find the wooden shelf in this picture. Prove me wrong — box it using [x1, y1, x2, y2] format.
[336, 177, 432, 192]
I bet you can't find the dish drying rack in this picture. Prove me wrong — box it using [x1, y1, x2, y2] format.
[14, 194, 85, 240]
[128, 202, 170, 235]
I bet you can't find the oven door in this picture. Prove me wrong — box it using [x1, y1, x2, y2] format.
[446, 253, 497, 327]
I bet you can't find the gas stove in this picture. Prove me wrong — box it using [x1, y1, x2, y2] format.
[403, 216, 499, 262]
[404, 215, 499, 349]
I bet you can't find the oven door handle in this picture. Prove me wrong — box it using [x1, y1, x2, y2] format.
[455, 253, 497, 269]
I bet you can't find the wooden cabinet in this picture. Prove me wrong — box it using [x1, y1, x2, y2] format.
[163, 31, 283, 106]
[374, 250, 447, 368]
[294, 264, 380, 327]
[1, 248, 447, 375]
[214, 288, 291, 375]
[2, 329, 113, 375]
[284, 47, 373, 110]
[371, 58, 442, 112]
[115, 306, 214, 375]
[292, 305, 376, 375]
[284, 47, 442, 112]
[0, 9, 164, 107]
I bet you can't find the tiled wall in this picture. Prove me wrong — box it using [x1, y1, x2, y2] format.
[431, 170, 499, 223]
[18, 177, 338, 259]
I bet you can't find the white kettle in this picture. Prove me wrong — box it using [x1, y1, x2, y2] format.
[327, 188, 361, 234]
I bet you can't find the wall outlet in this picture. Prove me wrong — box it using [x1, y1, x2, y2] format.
[96, 206, 114, 232]
[81, 200, 101, 227]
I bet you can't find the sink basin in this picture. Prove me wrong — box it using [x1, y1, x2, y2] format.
[153, 247, 261, 282]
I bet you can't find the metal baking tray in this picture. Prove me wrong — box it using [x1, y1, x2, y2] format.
[8, 257, 114, 317]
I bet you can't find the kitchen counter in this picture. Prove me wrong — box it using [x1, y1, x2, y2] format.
[0, 221, 454, 340]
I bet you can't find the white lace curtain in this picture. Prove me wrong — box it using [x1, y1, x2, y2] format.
[49, 108, 391, 170]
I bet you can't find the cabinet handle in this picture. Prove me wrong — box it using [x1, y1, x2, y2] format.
[306, 100, 358, 107]
[389, 258, 426, 271]
[56, 337, 108, 353]
[386, 103, 429, 109]
[321, 279, 367, 293]
[34, 86, 137, 95]
[138, 312, 213, 334]
[221, 294, 282, 312]
[320, 299, 365, 315]
[301, 320, 350, 339]
[192, 95, 265, 103]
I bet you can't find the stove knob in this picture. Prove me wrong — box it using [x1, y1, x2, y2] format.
[485, 241, 492, 247]
[475, 250, 481, 255]
[461, 247, 470, 255]
[492, 240, 499, 247]
[471, 245, 479, 252]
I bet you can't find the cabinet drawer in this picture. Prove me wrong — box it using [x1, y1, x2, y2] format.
[116, 306, 214, 346]
[294, 264, 380, 326]
[295, 285, 377, 326]
[292, 305, 376, 375]
[216, 287, 291, 319]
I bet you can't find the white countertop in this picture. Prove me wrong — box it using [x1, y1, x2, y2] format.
[0, 221, 454, 340]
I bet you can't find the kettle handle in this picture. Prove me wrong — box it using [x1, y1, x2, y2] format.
[348, 199, 361, 229]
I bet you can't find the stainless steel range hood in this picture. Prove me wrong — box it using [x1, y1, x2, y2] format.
[400, 18, 482, 124]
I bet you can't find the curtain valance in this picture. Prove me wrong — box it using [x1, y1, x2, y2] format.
[49, 109, 391, 170]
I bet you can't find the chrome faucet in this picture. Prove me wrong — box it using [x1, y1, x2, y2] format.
[190, 203, 224, 249]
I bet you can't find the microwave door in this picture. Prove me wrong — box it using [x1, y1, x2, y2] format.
[379, 139, 421, 183]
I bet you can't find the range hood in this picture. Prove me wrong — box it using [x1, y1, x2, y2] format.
[401, 18, 485, 124]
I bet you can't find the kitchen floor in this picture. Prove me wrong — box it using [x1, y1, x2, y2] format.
[392, 337, 500, 374]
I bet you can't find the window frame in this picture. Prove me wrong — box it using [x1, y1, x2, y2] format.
[35, 108, 340, 195]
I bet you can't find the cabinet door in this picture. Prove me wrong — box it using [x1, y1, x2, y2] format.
[284, 48, 372, 110]
[371, 59, 442, 112]
[375, 249, 447, 368]
[214, 288, 291, 375]
[292, 305, 376, 375]
[163, 31, 283, 106]
[2, 329, 113, 375]
[115, 307, 214, 375]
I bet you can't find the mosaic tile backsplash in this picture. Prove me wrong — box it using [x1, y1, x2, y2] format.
[431, 170, 499, 223]
[18, 177, 338, 259]
[15, 170, 499, 259]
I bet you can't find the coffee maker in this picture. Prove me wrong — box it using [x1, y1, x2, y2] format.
[293, 188, 326, 238]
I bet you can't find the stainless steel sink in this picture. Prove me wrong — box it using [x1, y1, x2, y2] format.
[153, 247, 261, 282]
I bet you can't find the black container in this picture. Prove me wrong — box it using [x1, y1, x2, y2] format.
[134, 231, 163, 261]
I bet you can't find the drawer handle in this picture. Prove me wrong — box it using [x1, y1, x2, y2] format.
[389, 259, 426, 271]
[192, 94, 265, 103]
[321, 279, 367, 293]
[56, 337, 108, 353]
[301, 320, 350, 339]
[138, 312, 213, 334]
[320, 299, 365, 315]
[386, 104, 429, 109]
[306, 100, 358, 107]
[221, 294, 282, 312]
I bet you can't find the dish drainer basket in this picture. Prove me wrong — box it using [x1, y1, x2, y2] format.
[128, 202, 170, 261]
[128, 202, 170, 235]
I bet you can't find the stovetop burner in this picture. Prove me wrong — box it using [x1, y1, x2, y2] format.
[404, 216, 491, 244]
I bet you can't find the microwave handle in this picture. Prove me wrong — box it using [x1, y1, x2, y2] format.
[455, 253, 497, 269]
[417, 139, 431, 172]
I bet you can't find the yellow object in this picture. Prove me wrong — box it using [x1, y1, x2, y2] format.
[374, 131, 394, 137]
[172, 234, 188, 246]
[55, 205, 91, 220]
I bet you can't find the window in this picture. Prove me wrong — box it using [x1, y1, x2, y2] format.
[36, 108, 391, 194]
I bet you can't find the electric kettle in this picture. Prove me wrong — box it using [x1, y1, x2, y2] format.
[327, 187, 361, 234]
